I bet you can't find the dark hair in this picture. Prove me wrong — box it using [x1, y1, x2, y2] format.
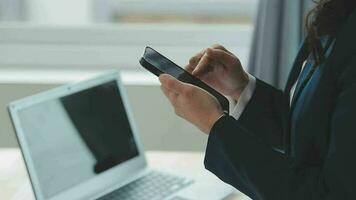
[306, 0, 356, 64]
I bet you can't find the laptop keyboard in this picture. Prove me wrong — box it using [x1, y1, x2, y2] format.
[98, 171, 194, 200]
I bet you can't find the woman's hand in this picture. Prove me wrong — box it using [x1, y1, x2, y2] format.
[186, 44, 249, 101]
[159, 74, 224, 134]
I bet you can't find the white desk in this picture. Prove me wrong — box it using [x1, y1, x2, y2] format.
[0, 148, 250, 200]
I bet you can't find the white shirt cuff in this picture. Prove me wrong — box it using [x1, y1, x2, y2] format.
[228, 73, 256, 120]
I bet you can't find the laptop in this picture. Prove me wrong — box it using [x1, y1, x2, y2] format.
[8, 71, 233, 200]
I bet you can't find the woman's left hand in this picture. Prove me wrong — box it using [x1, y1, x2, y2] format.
[159, 74, 224, 134]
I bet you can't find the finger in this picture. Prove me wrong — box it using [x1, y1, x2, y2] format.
[189, 49, 206, 66]
[186, 45, 230, 74]
[206, 48, 237, 67]
[160, 85, 170, 98]
[185, 63, 195, 73]
[160, 85, 178, 104]
[159, 74, 185, 94]
[211, 44, 227, 51]
[211, 44, 233, 55]
[192, 53, 212, 76]
[185, 49, 206, 72]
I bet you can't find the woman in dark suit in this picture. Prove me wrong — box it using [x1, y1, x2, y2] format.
[159, 0, 356, 199]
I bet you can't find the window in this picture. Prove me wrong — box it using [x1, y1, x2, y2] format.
[93, 0, 257, 24]
[0, 0, 259, 71]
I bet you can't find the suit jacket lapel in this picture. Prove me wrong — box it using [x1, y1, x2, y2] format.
[290, 38, 335, 112]
[284, 39, 310, 100]
[282, 40, 309, 155]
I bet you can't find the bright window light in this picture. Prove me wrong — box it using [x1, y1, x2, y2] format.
[0, 0, 259, 74]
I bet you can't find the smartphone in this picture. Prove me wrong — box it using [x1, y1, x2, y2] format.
[139, 46, 229, 113]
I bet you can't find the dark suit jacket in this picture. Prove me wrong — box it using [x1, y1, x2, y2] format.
[204, 10, 356, 200]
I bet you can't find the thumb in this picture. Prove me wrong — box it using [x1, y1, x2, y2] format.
[159, 74, 185, 94]
[206, 48, 237, 67]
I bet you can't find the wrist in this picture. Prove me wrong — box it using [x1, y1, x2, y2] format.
[231, 72, 249, 101]
[205, 110, 226, 134]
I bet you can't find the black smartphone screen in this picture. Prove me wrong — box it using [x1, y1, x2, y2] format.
[140, 46, 229, 112]
[142, 47, 186, 77]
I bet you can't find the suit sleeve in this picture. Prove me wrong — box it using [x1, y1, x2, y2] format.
[238, 78, 289, 151]
[204, 56, 356, 200]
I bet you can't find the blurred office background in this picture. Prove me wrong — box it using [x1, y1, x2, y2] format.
[0, 0, 313, 151]
[0, 0, 259, 151]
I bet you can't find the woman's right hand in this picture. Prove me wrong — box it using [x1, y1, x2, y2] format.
[185, 44, 249, 101]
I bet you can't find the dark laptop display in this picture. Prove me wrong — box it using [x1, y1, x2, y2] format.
[17, 80, 139, 198]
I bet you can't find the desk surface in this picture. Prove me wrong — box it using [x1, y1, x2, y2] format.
[0, 148, 250, 200]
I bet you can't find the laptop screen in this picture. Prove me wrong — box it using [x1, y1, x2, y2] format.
[17, 80, 139, 198]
